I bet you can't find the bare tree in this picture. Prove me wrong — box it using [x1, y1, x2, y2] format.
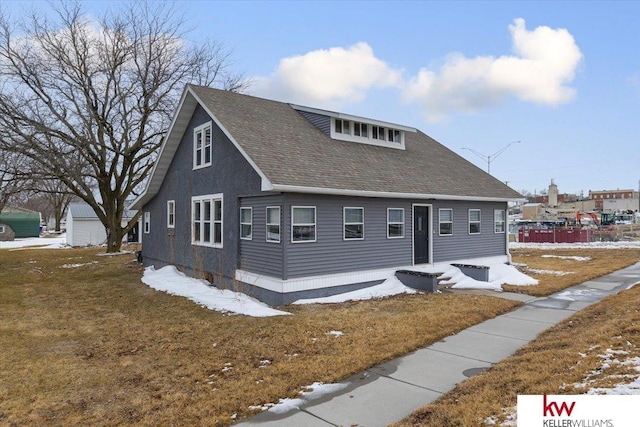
[0, 1, 248, 251]
[0, 148, 30, 214]
[15, 176, 78, 232]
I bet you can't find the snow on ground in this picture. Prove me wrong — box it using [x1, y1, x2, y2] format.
[0, 234, 67, 250]
[293, 275, 416, 305]
[437, 262, 538, 291]
[141, 266, 290, 317]
[249, 382, 349, 414]
[541, 254, 591, 261]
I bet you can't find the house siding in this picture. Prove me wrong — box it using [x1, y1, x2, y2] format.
[141, 104, 263, 284]
[238, 194, 285, 278]
[236, 194, 509, 281]
[431, 200, 507, 263]
[296, 111, 331, 136]
[283, 194, 413, 279]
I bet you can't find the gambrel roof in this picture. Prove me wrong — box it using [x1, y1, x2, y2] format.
[131, 85, 522, 209]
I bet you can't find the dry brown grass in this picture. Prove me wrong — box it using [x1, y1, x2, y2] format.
[391, 277, 640, 427]
[0, 248, 519, 427]
[505, 247, 640, 296]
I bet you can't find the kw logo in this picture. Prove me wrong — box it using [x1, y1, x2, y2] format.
[543, 395, 576, 417]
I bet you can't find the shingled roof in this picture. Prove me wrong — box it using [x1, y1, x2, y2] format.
[132, 85, 522, 209]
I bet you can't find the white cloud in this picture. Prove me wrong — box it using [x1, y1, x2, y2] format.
[403, 18, 583, 122]
[252, 42, 402, 108]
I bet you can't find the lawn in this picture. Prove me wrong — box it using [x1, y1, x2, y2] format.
[1, 246, 638, 426]
[0, 248, 518, 426]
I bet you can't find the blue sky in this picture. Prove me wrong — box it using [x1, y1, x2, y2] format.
[6, 1, 640, 197]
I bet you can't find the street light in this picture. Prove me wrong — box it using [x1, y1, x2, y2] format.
[461, 141, 521, 174]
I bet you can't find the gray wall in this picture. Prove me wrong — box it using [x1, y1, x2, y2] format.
[431, 200, 507, 263]
[239, 194, 285, 278]
[295, 111, 331, 136]
[141, 104, 263, 284]
[238, 194, 508, 280]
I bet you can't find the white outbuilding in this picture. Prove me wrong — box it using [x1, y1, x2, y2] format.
[66, 203, 140, 247]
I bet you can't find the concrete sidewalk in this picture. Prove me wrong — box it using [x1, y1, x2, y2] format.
[235, 262, 640, 427]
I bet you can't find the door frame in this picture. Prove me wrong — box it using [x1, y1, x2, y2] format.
[412, 203, 433, 265]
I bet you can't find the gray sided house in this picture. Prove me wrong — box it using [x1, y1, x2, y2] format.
[131, 85, 523, 306]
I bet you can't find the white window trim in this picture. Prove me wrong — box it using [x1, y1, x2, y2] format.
[0, 225, 4, 233]
[143, 212, 150, 234]
[330, 118, 405, 150]
[469, 209, 481, 235]
[343, 207, 364, 241]
[439, 208, 454, 236]
[387, 208, 405, 239]
[240, 207, 252, 240]
[266, 206, 281, 243]
[291, 206, 316, 243]
[193, 121, 212, 170]
[167, 200, 175, 228]
[494, 209, 506, 234]
[191, 193, 223, 248]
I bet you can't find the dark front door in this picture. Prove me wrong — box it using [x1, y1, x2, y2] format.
[413, 206, 430, 264]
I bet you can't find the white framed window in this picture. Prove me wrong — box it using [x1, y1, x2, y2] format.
[192, 194, 223, 247]
[387, 128, 401, 142]
[144, 212, 150, 234]
[266, 206, 281, 243]
[387, 208, 404, 238]
[193, 122, 212, 169]
[0, 225, 4, 233]
[372, 126, 385, 140]
[353, 122, 368, 138]
[335, 119, 350, 135]
[167, 200, 175, 228]
[494, 209, 506, 233]
[240, 207, 252, 240]
[343, 207, 364, 240]
[439, 208, 453, 236]
[291, 206, 316, 243]
[469, 209, 481, 234]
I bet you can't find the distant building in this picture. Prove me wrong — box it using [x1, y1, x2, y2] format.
[589, 189, 639, 211]
[66, 203, 140, 247]
[0, 207, 41, 238]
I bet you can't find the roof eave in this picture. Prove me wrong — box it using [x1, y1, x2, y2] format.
[269, 184, 525, 203]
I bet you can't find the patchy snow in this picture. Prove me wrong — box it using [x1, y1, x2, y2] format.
[263, 382, 348, 414]
[541, 254, 591, 261]
[438, 262, 538, 291]
[327, 330, 344, 337]
[293, 275, 417, 305]
[0, 234, 67, 250]
[60, 261, 99, 269]
[141, 265, 291, 317]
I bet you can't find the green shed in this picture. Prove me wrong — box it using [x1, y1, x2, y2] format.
[0, 207, 41, 238]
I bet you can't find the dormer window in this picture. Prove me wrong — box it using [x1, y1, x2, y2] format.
[353, 122, 368, 137]
[335, 119, 350, 134]
[290, 104, 416, 150]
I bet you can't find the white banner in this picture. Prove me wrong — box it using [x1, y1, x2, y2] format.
[517, 395, 640, 427]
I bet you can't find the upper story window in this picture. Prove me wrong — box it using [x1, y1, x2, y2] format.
[372, 126, 385, 141]
[335, 119, 350, 134]
[388, 129, 401, 143]
[193, 122, 212, 169]
[353, 122, 368, 137]
[469, 209, 481, 234]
